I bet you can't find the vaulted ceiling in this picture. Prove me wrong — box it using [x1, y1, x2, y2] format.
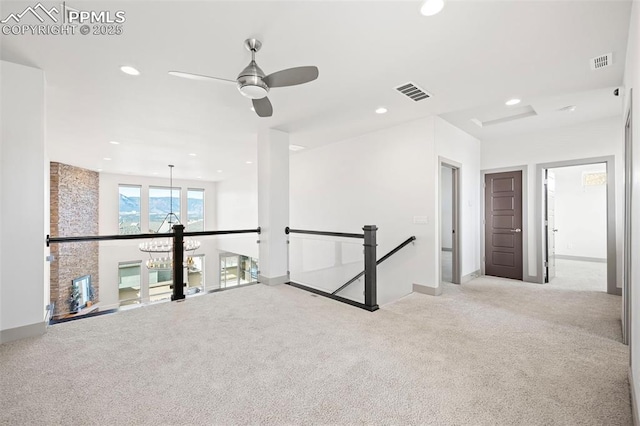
[0, 0, 631, 181]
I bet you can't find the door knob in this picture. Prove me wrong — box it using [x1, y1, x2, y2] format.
[510, 228, 522, 233]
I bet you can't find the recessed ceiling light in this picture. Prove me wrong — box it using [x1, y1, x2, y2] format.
[375, 107, 388, 114]
[246, 161, 253, 164]
[120, 66, 140, 76]
[97, 168, 103, 172]
[109, 141, 120, 145]
[505, 98, 521, 106]
[289, 144, 306, 152]
[152, 172, 159, 175]
[217, 170, 223, 173]
[421, 0, 444, 16]
[189, 153, 197, 157]
[197, 176, 202, 179]
[103, 157, 112, 161]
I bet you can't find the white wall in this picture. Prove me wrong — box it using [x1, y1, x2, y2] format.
[289, 116, 481, 305]
[552, 164, 607, 259]
[98, 173, 217, 310]
[435, 117, 482, 280]
[0, 61, 48, 341]
[481, 116, 624, 281]
[215, 169, 259, 259]
[623, 1, 640, 422]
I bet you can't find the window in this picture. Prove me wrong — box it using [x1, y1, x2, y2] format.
[119, 261, 141, 306]
[583, 172, 607, 187]
[187, 254, 205, 294]
[118, 185, 141, 235]
[149, 269, 173, 302]
[149, 187, 180, 233]
[220, 253, 258, 288]
[187, 189, 205, 232]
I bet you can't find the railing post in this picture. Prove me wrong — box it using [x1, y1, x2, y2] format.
[363, 225, 378, 310]
[172, 224, 185, 301]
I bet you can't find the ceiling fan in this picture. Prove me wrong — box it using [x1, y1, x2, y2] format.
[169, 39, 319, 118]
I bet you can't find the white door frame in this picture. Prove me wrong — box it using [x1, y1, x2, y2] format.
[623, 91, 633, 345]
[536, 156, 618, 295]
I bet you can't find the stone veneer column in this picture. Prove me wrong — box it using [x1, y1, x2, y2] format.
[49, 162, 100, 317]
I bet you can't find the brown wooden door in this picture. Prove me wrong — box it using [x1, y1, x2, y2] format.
[485, 171, 523, 280]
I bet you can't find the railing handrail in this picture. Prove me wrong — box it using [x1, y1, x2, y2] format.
[331, 236, 416, 296]
[285, 227, 364, 239]
[46, 227, 261, 246]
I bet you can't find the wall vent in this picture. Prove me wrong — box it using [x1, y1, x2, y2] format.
[590, 53, 612, 70]
[395, 82, 432, 101]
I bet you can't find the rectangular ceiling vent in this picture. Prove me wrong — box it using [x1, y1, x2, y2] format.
[395, 82, 432, 102]
[590, 53, 612, 70]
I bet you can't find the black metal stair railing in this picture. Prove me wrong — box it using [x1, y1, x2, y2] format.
[46, 226, 261, 301]
[331, 236, 416, 296]
[285, 227, 415, 312]
[285, 226, 379, 311]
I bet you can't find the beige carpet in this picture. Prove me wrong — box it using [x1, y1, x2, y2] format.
[0, 276, 630, 425]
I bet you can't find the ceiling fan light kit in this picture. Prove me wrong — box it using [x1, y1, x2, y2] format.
[169, 38, 319, 117]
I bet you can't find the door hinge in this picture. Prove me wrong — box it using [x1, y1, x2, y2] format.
[544, 261, 548, 267]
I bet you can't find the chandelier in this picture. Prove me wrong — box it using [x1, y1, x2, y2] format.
[139, 165, 200, 270]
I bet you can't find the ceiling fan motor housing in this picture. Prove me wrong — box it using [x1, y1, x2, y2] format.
[237, 60, 269, 99]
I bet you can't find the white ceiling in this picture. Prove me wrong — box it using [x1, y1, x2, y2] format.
[0, 0, 632, 181]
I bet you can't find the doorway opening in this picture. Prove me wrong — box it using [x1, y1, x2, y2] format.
[538, 156, 617, 295]
[544, 164, 607, 292]
[440, 160, 460, 284]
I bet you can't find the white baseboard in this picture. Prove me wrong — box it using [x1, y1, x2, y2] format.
[1, 321, 46, 344]
[630, 369, 639, 426]
[413, 284, 442, 296]
[461, 270, 480, 284]
[259, 274, 288, 286]
[555, 254, 607, 263]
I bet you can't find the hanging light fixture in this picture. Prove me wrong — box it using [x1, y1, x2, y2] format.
[421, 0, 445, 16]
[139, 165, 200, 269]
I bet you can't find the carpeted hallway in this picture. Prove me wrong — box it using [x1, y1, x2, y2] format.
[0, 276, 630, 425]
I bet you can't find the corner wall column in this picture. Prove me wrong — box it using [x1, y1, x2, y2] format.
[257, 128, 290, 285]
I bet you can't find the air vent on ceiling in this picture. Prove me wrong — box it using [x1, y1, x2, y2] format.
[591, 53, 612, 70]
[395, 82, 432, 102]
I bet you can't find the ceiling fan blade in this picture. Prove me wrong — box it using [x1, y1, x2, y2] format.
[252, 97, 273, 117]
[263, 66, 319, 88]
[168, 71, 236, 84]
